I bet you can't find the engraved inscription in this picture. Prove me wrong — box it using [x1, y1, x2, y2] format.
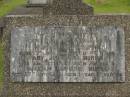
[11, 26, 125, 82]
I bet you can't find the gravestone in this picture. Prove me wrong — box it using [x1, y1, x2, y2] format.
[11, 26, 125, 82]
[9, 0, 125, 83]
[28, 0, 48, 4]
[27, 0, 53, 7]
[1, 0, 130, 97]
[4, 15, 130, 97]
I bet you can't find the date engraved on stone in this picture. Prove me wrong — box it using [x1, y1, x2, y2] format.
[11, 26, 125, 82]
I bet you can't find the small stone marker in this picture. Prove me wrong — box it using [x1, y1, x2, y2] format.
[28, 0, 48, 4]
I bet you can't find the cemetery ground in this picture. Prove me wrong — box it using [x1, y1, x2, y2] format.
[84, 0, 130, 13]
[0, 0, 130, 93]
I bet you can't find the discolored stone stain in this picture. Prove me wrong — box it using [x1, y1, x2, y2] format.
[10, 26, 125, 82]
[0, 18, 5, 40]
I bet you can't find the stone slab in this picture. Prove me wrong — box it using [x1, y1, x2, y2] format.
[2, 15, 130, 97]
[8, 6, 45, 15]
[51, 0, 94, 15]
[10, 26, 125, 82]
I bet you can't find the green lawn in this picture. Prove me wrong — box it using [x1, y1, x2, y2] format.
[83, 0, 130, 13]
[0, 0, 26, 17]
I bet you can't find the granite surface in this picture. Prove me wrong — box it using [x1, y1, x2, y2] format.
[2, 15, 130, 97]
[11, 0, 93, 15]
[10, 26, 125, 82]
[51, 0, 93, 15]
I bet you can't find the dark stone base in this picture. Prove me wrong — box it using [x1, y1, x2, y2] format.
[51, 0, 93, 15]
[0, 27, 3, 40]
[0, 18, 4, 40]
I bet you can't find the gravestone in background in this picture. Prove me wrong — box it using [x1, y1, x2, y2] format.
[28, 0, 53, 5]
[27, 0, 94, 15]
[9, 0, 93, 16]
[28, 0, 48, 4]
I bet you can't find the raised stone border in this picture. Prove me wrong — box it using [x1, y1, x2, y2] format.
[1, 15, 130, 97]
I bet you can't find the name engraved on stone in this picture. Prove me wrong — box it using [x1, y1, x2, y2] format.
[11, 26, 125, 82]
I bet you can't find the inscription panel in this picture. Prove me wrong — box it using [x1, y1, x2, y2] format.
[11, 26, 125, 82]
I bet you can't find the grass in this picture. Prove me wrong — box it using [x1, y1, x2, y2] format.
[0, 0, 26, 17]
[0, 1, 3, 5]
[83, 0, 130, 13]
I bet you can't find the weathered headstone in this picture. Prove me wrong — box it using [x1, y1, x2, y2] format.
[1, 0, 130, 97]
[11, 26, 125, 82]
[3, 15, 130, 97]
[9, 1, 124, 83]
